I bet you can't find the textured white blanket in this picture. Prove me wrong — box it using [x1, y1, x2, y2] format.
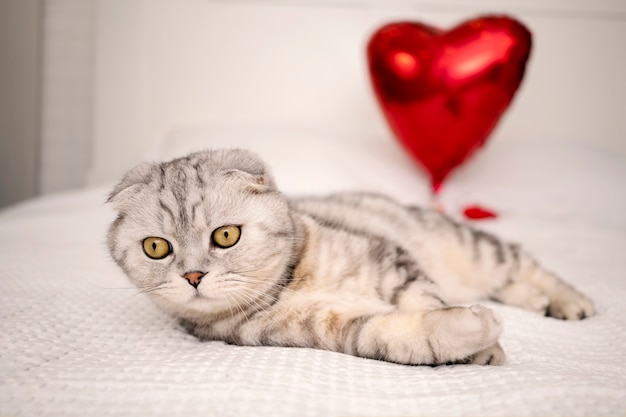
[1, 132, 625, 416]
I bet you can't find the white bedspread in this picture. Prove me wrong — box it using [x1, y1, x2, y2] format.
[1, 128, 625, 416]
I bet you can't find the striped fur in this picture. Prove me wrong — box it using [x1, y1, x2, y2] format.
[107, 149, 594, 366]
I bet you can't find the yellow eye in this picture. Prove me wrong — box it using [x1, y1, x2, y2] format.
[212, 225, 241, 248]
[142, 237, 172, 259]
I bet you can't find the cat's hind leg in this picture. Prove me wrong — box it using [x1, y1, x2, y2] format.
[411, 209, 595, 320]
[437, 218, 594, 320]
[489, 280, 550, 315]
[490, 249, 595, 320]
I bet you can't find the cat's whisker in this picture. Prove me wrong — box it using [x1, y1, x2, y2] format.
[136, 282, 171, 295]
[224, 292, 247, 325]
[95, 285, 141, 290]
[230, 270, 350, 296]
[227, 265, 266, 276]
[230, 285, 293, 325]
[227, 290, 263, 324]
[223, 275, 290, 298]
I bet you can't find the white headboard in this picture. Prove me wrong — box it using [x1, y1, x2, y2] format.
[86, 0, 626, 185]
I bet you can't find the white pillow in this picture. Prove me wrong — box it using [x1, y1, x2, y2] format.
[149, 124, 626, 228]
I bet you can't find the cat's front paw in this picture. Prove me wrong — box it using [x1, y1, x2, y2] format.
[547, 288, 595, 320]
[424, 305, 503, 365]
[462, 342, 506, 366]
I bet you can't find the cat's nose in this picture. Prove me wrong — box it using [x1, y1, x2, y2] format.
[182, 271, 206, 288]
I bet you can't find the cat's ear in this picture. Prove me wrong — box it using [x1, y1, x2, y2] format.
[107, 162, 157, 208]
[224, 168, 275, 194]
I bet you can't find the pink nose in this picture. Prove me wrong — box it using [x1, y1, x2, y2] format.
[183, 271, 206, 288]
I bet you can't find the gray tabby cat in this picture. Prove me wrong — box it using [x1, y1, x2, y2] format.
[107, 149, 594, 366]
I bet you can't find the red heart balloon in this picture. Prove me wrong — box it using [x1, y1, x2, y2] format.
[367, 16, 532, 192]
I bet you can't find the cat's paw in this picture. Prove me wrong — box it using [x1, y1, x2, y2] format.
[547, 288, 595, 320]
[464, 342, 506, 365]
[424, 305, 503, 364]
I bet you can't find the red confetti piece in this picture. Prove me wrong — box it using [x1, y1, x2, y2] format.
[463, 205, 498, 220]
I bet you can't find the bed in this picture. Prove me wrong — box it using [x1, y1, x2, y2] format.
[3, 0, 626, 414]
[1, 125, 625, 416]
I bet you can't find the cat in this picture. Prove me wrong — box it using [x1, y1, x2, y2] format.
[107, 149, 594, 366]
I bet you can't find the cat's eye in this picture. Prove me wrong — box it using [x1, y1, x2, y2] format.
[142, 237, 172, 259]
[212, 225, 241, 249]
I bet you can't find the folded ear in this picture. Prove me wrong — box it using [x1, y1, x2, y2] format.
[224, 168, 275, 194]
[107, 162, 157, 208]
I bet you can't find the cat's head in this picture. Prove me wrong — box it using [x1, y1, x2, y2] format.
[107, 149, 298, 319]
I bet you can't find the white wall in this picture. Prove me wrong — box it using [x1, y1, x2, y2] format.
[40, 0, 95, 195]
[39, 0, 626, 189]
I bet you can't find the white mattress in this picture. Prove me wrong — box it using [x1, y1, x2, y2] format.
[1, 126, 625, 416]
